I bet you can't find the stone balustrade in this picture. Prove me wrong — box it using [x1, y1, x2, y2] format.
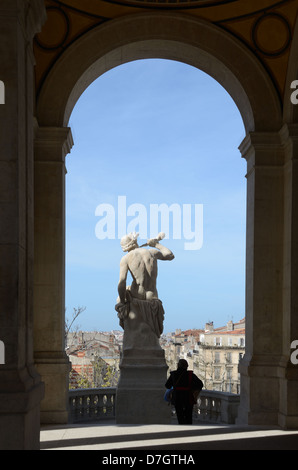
[69, 388, 116, 423]
[69, 388, 240, 424]
[194, 390, 240, 425]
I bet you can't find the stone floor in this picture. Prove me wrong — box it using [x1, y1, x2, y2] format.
[40, 422, 298, 450]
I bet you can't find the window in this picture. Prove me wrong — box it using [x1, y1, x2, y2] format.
[226, 352, 232, 363]
[214, 367, 221, 380]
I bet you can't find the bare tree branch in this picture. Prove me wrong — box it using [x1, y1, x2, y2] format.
[65, 306, 86, 338]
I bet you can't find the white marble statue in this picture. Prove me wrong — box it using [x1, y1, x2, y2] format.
[115, 232, 174, 345]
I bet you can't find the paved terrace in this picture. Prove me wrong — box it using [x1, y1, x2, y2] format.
[40, 422, 298, 451]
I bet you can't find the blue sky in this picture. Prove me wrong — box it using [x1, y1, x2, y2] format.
[65, 59, 247, 333]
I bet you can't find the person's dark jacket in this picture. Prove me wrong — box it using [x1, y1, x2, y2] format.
[165, 368, 203, 395]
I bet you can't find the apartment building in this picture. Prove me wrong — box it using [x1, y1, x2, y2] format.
[196, 319, 245, 394]
[164, 319, 245, 394]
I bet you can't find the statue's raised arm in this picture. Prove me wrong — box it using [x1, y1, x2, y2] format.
[147, 235, 175, 261]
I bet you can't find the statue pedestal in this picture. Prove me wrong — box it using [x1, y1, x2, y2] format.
[116, 350, 171, 424]
[115, 297, 171, 424]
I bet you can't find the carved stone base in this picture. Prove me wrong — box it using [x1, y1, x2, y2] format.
[116, 350, 171, 424]
[116, 294, 171, 424]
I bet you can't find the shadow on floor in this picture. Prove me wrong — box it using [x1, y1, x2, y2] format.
[40, 422, 298, 450]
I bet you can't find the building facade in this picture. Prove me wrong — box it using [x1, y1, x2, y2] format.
[164, 320, 245, 394]
[67, 331, 122, 388]
[196, 319, 245, 394]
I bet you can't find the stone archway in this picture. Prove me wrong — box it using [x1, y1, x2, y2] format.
[34, 12, 297, 428]
[36, 13, 282, 132]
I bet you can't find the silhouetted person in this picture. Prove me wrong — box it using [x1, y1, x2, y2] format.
[165, 359, 203, 424]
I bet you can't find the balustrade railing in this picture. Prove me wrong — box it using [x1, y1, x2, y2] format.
[193, 390, 240, 424]
[69, 388, 240, 425]
[69, 388, 116, 423]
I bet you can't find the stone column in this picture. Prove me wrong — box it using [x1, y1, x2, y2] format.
[0, 0, 46, 450]
[279, 123, 298, 429]
[237, 130, 285, 426]
[34, 126, 73, 424]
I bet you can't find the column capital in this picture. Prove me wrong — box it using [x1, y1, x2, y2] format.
[239, 129, 287, 160]
[35, 126, 74, 162]
[284, 123, 298, 154]
[239, 128, 289, 176]
[285, 123, 298, 137]
[275, 123, 298, 163]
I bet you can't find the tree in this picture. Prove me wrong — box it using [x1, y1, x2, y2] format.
[65, 306, 86, 342]
[92, 357, 120, 388]
[69, 369, 95, 390]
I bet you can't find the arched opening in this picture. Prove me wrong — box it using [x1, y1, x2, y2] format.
[34, 13, 288, 427]
[65, 58, 246, 337]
